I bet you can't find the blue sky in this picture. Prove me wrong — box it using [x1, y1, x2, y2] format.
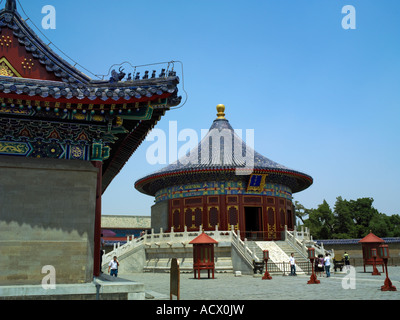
[16, 0, 400, 216]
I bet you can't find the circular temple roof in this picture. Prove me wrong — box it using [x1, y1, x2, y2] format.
[135, 105, 313, 196]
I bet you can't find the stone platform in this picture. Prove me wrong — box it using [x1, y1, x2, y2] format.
[0, 274, 145, 300]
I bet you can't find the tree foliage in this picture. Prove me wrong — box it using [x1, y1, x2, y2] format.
[296, 197, 400, 239]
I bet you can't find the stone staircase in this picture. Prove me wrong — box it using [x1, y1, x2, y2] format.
[247, 240, 308, 274]
[274, 241, 308, 263]
[103, 228, 242, 274]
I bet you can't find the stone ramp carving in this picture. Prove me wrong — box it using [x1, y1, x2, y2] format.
[255, 241, 305, 274]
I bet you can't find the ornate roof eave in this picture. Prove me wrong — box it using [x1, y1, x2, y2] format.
[102, 107, 169, 192]
[0, 75, 180, 106]
[135, 166, 313, 196]
[0, 7, 92, 84]
[0, 7, 181, 101]
[0, 76, 179, 106]
[0, 2, 183, 191]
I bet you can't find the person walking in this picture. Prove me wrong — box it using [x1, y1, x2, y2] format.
[108, 256, 119, 277]
[343, 252, 350, 270]
[289, 253, 297, 276]
[316, 254, 325, 277]
[324, 253, 331, 277]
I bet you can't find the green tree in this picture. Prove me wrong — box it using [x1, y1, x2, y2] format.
[348, 198, 379, 238]
[368, 212, 390, 237]
[386, 214, 400, 237]
[333, 196, 356, 238]
[301, 197, 397, 240]
[305, 200, 334, 239]
[294, 200, 310, 225]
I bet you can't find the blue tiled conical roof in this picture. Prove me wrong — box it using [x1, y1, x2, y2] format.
[135, 105, 313, 196]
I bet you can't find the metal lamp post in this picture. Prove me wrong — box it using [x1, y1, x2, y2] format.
[262, 250, 272, 280]
[379, 244, 397, 291]
[371, 248, 381, 276]
[307, 247, 320, 284]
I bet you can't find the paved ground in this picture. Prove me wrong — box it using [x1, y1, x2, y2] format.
[118, 266, 400, 300]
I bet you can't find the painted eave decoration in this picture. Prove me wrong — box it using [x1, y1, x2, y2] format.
[0, 1, 182, 192]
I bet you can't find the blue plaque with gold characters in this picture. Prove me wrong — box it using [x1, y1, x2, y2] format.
[247, 174, 268, 193]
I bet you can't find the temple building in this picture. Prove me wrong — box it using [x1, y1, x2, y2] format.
[135, 104, 313, 241]
[0, 0, 180, 287]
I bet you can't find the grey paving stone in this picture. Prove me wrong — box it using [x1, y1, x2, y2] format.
[119, 266, 400, 300]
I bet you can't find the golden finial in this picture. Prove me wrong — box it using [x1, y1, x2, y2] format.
[216, 104, 226, 119]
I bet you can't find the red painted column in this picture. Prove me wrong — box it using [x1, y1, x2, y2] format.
[92, 160, 102, 277]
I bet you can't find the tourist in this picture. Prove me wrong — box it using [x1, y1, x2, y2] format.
[108, 256, 119, 277]
[343, 252, 350, 270]
[316, 254, 324, 277]
[289, 253, 296, 276]
[324, 253, 331, 277]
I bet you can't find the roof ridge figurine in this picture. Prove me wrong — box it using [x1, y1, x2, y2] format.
[5, 0, 16, 12]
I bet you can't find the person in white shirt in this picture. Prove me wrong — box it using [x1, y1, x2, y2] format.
[108, 256, 119, 277]
[289, 253, 296, 276]
[324, 253, 331, 277]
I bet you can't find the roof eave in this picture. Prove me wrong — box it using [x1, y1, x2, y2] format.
[135, 167, 313, 197]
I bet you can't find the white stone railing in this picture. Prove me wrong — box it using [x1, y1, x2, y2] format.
[102, 225, 259, 268]
[142, 225, 234, 247]
[102, 235, 145, 266]
[284, 225, 334, 259]
[231, 228, 260, 266]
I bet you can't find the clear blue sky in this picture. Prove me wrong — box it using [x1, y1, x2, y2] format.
[16, 0, 400, 216]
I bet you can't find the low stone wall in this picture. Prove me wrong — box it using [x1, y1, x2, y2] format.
[320, 242, 400, 267]
[101, 215, 151, 229]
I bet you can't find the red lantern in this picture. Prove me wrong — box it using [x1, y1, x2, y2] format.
[379, 244, 389, 259]
[308, 247, 316, 260]
[371, 248, 380, 276]
[307, 247, 320, 284]
[378, 244, 396, 291]
[262, 250, 272, 280]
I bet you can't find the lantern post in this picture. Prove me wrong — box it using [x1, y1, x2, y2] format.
[262, 250, 272, 280]
[371, 248, 381, 276]
[307, 247, 320, 284]
[379, 244, 397, 291]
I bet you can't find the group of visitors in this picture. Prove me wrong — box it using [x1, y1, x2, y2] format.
[289, 251, 350, 277]
[289, 252, 332, 277]
[314, 253, 331, 277]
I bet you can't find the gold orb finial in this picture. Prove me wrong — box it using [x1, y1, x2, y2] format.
[216, 104, 226, 119]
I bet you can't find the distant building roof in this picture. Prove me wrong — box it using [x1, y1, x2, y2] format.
[316, 236, 400, 246]
[101, 215, 151, 229]
[358, 232, 385, 243]
[189, 232, 218, 244]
